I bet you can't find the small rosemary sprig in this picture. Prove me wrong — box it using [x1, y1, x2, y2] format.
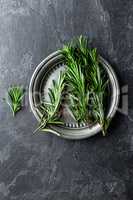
[5, 86, 24, 116]
[35, 71, 65, 133]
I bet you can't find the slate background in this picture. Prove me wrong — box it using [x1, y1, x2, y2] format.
[0, 0, 133, 199]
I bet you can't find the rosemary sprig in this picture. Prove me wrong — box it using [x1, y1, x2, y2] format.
[86, 48, 110, 135]
[5, 86, 24, 116]
[62, 44, 90, 123]
[35, 71, 65, 133]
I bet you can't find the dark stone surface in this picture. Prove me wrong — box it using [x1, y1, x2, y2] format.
[0, 0, 133, 199]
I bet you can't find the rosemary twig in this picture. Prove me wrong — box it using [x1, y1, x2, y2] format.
[4, 86, 24, 116]
[35, 71, 65, 133]
[86, 47, 110, 135]
[62, 44, 90, 123]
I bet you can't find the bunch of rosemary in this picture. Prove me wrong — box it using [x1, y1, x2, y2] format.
[36, 36, 110, 136]
[62, 36, 110, 135]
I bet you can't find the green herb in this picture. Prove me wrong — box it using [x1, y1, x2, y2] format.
[35, 71, 65, 133]
[62, 45, 90, 123]
[86, 48, 110, 136]
[5, 86, 24, 116]
[62, 35, 110, 135]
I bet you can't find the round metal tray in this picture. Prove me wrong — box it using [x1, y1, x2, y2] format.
[29, 50, 120, 139]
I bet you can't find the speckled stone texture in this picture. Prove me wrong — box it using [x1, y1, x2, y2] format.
[0, 0, 133, 199]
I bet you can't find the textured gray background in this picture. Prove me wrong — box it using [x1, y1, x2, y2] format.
[0, 0, 133, 199]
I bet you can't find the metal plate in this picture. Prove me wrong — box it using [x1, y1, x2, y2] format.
[29, 50, 120, 139]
